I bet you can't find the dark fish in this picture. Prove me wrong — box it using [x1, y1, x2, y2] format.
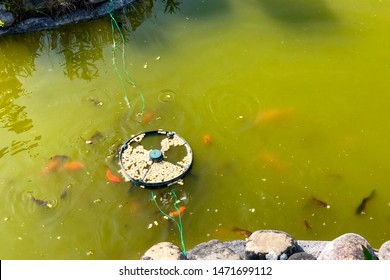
[50, 155, 70, 162]
[60, 185, 71, 200]
[31, 196, 53, 208]
[232, 226, 253, 238]
[85, 131, 104, 144]
[356, 190, 376, 215]
[303, 219, 312, 231]
[87, 98, 103, 106]
[311, 196, 330, 209]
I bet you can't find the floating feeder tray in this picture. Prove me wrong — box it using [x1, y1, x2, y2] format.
[119, 129, 193, 188]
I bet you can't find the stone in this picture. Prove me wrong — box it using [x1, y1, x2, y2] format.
[0, 11, 15, 28]
[141, 242, 186, 260]
[288, 252, 316, 260]
[317, 233, 378, 260]
[378, 240, 390, 260]
[11, 17, 55, 33]
[223, 240, 246, 259]
[245, 230, 298, 260]
[297, 240, 328, 259]
[187, 239, 241, 260]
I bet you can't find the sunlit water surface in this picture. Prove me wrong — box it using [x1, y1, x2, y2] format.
[1, 0, 390, 259]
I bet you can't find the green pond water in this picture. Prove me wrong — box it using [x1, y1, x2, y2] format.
[1, 0, 390, 259]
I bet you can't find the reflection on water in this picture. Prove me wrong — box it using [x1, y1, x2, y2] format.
[0, 34, 40, 158]
[1, 0, 390, 259]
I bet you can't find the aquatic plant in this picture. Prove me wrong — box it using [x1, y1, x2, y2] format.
[0, 19, 4, 27]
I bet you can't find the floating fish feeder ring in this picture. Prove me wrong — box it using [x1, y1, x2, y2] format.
[119, 130, 193, 188]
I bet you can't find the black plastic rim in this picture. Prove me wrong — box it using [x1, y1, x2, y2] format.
[119, 129, 193, 188]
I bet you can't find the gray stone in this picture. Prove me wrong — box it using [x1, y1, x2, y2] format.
[288, 252, 317, 260]
[297, 240, 329, 259]
[187, 239, 241, 260]
[245, 230, 298, 260]
[141, 242, 186, 260]
[317, 233, 378, 260]
[378, 240, 390, 260]
[223, 240, 246, 259]
[0, 11, 15, 28]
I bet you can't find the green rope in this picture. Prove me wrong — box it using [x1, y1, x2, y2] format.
[151, 190, 187, 256]
[108, 0, 145, 120]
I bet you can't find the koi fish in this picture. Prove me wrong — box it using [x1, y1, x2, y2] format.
[203, 134, 212, 145]
[311, 196, 330, 209]
[255, 108, 294, 124]
[141, 110, 154, 125]
[63, 161, 84, 170]
[303, 219, 312, 231]
[106, 168, 121, 183]
[168, 206, 186, 218]
[260, 150, 286, 170]
[41, 155, 70, 175]
[356, 190, 375, 215]
[232, 226, 253, 238]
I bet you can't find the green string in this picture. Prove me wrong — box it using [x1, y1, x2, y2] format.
[151, 190, 187, 256]
[108, 0, 145, 120]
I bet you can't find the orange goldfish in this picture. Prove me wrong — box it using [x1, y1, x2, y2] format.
[259, 150, 286, 170]
[168, 206, 186, 218]
[255, 108, 294, 124]
[41, 160, 60, 174]
[106, 168, 121, 183]
[203, 134, 212, 145]
[41, 155, 69, 175]
[63, 161, 84, 170]
[141, 110, 154, 125]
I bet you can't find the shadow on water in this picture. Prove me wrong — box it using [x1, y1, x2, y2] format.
[257, 0, 337, 27]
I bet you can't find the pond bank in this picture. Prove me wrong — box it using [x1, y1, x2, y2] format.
[141, 230, 390, 260]
[0, 0, 135, 36]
